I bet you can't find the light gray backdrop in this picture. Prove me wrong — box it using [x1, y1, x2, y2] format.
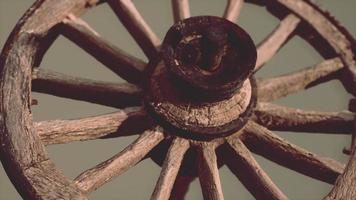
[0, 0, 355, 199]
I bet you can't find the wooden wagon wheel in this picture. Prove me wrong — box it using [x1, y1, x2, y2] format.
[0, 0, 355, 199]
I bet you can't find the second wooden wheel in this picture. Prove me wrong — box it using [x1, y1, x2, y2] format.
[0, 0, 355, 199]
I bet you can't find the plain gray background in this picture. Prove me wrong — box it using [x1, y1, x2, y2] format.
[0, 0, 355, 199]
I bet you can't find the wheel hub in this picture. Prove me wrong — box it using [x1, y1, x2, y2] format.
[145, 16, 257, 140]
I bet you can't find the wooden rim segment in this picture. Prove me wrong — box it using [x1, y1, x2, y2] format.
[0, 0, 355, 199]
[0, 0, 103, 198]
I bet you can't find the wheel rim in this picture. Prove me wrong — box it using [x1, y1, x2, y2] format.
[0, 0, 355, 199]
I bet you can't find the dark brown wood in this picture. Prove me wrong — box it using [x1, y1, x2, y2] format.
[108, 0, 161, 59]
[257, 58, 343, 102]
[148, 17, 259, 138]
[151, 137, 190, 200]
[32, 68, 143, 108]
[252, 102, 354, 134]
[146, 64, 256, 139]
[349, 98, 356, 112]
[225, 138, 288, 200]
[36, 107, 149, 145]
[60, 14, 146, 84]
[161, 16, 256, 101]
[74, 127, 164, 193]
[241, 121, 345, 184]
[197, 143, 224, 200]
[31, 99, 39, 106]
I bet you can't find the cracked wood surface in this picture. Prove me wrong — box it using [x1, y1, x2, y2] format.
[225, 138, 288, 200]
[32, 68, 143, 108]
[324, 134, 356, 200]
[0, 0, 101, 199]
[253, 102, 354, 134]
[151, 137, 190, 200]
[147, 64, 254, 138]
[36, 107, 149, 145]
[241, 121, 345, 184]
[0, 0, 355, 199]
[257, 58, 344, 102]
[198, 143, 224, 200]
[74, 127, 164, 193]
[277, 0, 356, 95]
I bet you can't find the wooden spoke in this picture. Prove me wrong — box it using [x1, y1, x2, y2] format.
[257, 58, 343, 102]
[241, 121, 345, 184]
[35, 107, 149, 145]
[253, 102, 354, 134]
[32, 68, 142, 108]
[198, 144, 224, 200]
[169, 176, 196, 200]
[108, 0, 161, 59]
[74, 127, 165, 193]
[2, 0, 356, 198]
[172, 0, 190, 23]
[151, 137, 190, 200]
[225, 138, 288, 200]
[324, 135, 356, 200]
[223, 0, 244, 22]
[23, 159, 86, 199]
[60, 14, 146, 84]
[255, 14, 301, 71]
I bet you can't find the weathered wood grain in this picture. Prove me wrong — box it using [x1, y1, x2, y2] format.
[0, 0, 101, 199]
[225, 138, 288, 200]
[36, 107, 149, 145]
[252, 102, 354, 134]
[198, 144, 224, 200]
[277, 0, 356, 95]
[241, 121, 345, 184]
[257, 58, 343, 102]
[74, 127, 164, 193]
[0, 0, 355, 199]
[0, 32, 87, 200]
[147, 64, 255, 139]
[32, 68, 143, 108]
[324, 134, 356, 200]
[151, 137, 190, 200]
[61, 14, 146, 84]
[24, 159, 87, 200]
